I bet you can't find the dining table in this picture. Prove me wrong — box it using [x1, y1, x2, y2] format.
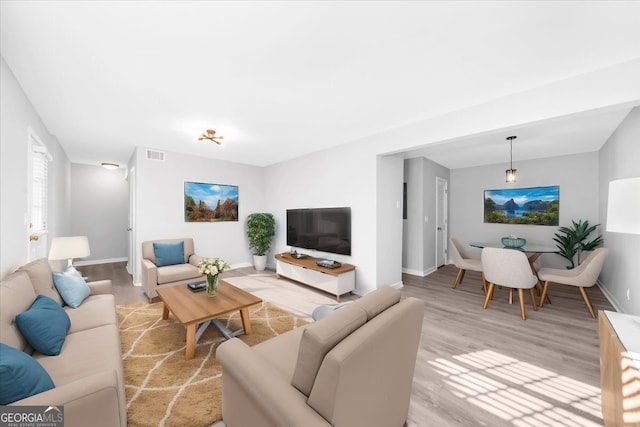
[469, 242, 559, 265]
[469, 241, 559, 304]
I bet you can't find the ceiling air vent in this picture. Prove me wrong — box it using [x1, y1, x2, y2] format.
[145, 149, 165, 161]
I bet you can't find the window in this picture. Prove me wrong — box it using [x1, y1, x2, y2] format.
[29, 130, 52, 233]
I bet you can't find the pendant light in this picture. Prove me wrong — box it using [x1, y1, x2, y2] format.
[505, 136, 517, 183]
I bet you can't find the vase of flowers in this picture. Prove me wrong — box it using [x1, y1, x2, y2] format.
[198, 257, 230, 297]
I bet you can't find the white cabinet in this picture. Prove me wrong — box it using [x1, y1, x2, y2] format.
[275, 253, 355, 302]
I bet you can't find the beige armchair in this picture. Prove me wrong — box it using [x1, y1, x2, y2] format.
[537, 248, 608, 318]
[216, 285, 424, 427]
[141, 238, 205, 302]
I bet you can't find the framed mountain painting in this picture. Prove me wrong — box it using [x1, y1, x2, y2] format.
[484, 185, 559, 226]
[184, 182, 239, 222]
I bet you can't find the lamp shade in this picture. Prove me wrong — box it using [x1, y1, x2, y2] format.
[606, 177, 640, 235]
[48, 236, 91, 260]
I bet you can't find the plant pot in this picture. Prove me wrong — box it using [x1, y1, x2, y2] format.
[253, 255, 267, 271]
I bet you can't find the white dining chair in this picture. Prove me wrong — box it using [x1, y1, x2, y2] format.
[481, 247, 539, 320]
[449, 238, 486, 292]
[537, 248, 608, 318]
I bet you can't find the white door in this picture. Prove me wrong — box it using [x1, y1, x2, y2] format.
[436, 177, 448, 267]
[27, 128, 51, 261]
[126, 166, 137, 279]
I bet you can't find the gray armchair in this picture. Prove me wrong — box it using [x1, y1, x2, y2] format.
[141, 238, 205, 302]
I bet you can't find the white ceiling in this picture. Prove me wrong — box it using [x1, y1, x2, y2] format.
[2, 1, 640, 169]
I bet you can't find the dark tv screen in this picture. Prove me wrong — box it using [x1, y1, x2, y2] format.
[286, 207, 351, 256]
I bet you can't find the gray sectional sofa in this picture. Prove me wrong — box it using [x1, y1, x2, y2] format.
[0, 258, 126, 427]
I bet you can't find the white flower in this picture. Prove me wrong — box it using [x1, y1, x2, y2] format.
[198, 257, 230, 277]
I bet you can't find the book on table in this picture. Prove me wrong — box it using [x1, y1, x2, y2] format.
[187, 281, 206, 292]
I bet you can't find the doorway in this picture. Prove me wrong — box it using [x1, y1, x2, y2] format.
[435, 177, 448, 268]
[127, 166, 137, 281]
[27, 128, 51, 261]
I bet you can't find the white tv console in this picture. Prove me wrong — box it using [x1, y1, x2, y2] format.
[275, 253, 356, 302]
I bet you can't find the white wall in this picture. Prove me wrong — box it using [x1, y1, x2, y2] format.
[0, 56, 71, 277]
[264, 141, 381, 295]
[375, 153, 405, 289]
[449, 152, 600, 270]
[132, 147, 266, 284]
[599, 107, 640, 314]
[70, 164, 128, 263]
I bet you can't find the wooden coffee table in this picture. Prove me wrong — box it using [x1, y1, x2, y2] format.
[156, 279, 262, 360]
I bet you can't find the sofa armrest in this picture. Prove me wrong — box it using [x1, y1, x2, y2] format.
[87, 280, 112, 295]
[217, 338, 329, 427]
[189, 254, 205, 267]
[12, 370, 125, 427]
[141, 258, 158, 298]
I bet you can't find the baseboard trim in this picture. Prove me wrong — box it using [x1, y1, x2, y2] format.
[231, 262, 256, 270]
[597, 280, 622, 312]
[75, 257, 128, 266]
[402, 266, 437, 277]
[388, 281, 404, 289]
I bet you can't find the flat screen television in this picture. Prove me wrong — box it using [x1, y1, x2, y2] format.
[286, 207, 351, 256]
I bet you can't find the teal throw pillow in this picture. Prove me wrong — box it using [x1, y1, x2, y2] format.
[16, 295, 71, 356]
[53, 267, 91, 308]
[153, 241, 185, 267]
[0, 343, 55, 404]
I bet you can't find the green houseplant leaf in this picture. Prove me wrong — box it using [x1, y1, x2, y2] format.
[553, 219, 603, 269]
[246, 213, 275, 256]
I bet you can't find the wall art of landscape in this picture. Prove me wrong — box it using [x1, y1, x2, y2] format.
[484, 186, 559, 226]
[184, 181, 239, 222]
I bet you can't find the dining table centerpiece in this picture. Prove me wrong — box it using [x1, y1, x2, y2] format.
[198, 257, 231, 297]
[501, 234, 526, 248]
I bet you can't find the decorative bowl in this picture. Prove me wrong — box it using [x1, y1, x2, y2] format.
[501, 237, 526, 248]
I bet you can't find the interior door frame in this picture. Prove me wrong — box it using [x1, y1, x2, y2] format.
[126, 166, 137, 280]
[435, 177, 448, 268]
[27, 127, 50, 261]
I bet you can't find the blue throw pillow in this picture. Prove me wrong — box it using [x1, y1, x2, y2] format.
[16, 295, 71, 356]
[153, 241, 185, 267]
[53, 267, 91, 308]
[0, 343, 55, 405]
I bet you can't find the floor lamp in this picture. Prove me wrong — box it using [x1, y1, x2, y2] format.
[606, 177, 640, 235]
[48, 236, 91, 269]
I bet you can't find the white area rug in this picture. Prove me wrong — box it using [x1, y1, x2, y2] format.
[223, 272, 358, 321]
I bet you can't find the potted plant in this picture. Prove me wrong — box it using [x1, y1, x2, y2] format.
[246, 213, 275, 271]
[552, 219, 603, 269]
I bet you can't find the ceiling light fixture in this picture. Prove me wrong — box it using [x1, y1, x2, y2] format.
[505, 136, 517, 183]
[197, 129, 224, 145]
[101, 162, 119, 170]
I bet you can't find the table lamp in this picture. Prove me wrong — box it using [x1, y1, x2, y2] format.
[48, 236, 91, 268]
[606, 177, 640, 235]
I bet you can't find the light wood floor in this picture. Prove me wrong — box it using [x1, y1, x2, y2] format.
[80, 262, 613, 426]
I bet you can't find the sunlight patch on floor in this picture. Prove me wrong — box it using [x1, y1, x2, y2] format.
[429, 349, 602, 426]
